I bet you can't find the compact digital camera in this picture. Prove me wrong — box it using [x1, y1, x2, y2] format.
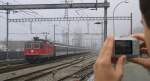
[114, 37, 140, 57]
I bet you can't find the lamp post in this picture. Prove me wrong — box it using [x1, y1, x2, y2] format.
[0, 9, 10, 62]
[53, 24, 56, 57]
[53, 24, 65, 56]
[94, 22, 104, 42]
[113, 0, 128, 36]
[6, 2, 10, 62]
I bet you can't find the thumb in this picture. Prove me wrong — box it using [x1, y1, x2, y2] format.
[115, 55, 126, 76]
[129, 58, 149, 66]
[132, 33, 145, 41]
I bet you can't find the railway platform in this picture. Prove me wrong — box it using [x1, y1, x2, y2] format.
[87, 62, 150, 81]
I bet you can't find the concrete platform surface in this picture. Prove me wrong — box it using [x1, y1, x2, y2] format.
[123, 63, 150, 81]
[88, 63, 150, 81]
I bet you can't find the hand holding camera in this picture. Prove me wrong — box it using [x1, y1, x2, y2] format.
[94, 34, 150, 81]
[129, 33, 150, 69]
[114, 37, 140, 57]
[94, 36, 126, 81]
[114, 33, 150, 69]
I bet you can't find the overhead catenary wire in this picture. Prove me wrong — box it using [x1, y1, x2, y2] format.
[0, 0, 42, 17]
[0, 0, 110, 39]
[0, 2, 32, 41]
[12, 0, 43, 17]
[0, 0, 44, 38]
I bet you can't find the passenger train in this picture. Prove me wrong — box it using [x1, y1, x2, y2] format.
[24, 37, 90, 63]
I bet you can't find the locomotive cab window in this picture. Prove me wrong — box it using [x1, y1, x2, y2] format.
[25, 42, 32, 49]
[33, 42, 40, 49]
[40, 43, 44, 48]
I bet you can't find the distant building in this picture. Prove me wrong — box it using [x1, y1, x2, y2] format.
[0, 41, 25, 51]
[0, 42, 6, 51]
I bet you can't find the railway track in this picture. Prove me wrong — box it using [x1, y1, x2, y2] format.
[0, 53, 91, 74]
[4, 58, 85, 81]
[31, 56, 95, 81]
[0, 53, 94, 81]
[59, 62, 94, 81]
[0, 59, 25, 67]
[0, 63, 38, 74]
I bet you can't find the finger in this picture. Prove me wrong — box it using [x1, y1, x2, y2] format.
[140, 42, 146, 48]
[132, 33, 145, 41]
[102, 36, 114, 60]
[116, 55, 126, 76]
[98, 36, 111, 58]
[96, 37, 110, 61]
[129, 58, 149, 66]
[141, 48, 148, 54]
[97, 36, 114, 62]
[141, 48, 148, 51]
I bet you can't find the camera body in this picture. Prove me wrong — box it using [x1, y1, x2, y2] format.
[114, 37, 140, 57]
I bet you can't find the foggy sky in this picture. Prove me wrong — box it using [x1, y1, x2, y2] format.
[0, 0, 142, 41]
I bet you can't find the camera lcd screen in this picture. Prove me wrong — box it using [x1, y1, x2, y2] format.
[115, 40, 132, 55]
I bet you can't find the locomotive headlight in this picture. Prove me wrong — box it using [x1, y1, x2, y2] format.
[31, 50, 34, 53]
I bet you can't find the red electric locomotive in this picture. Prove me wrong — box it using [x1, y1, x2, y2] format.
[24, 37, 90, 63]
[24, 37, 54, 62]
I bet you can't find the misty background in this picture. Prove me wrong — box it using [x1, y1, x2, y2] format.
[0, 0, 143, 50]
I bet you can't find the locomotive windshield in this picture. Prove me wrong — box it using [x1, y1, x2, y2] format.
[25, 42, 32, 48]
[25, 42, 43, 49]
[33, 43, 40, 49]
